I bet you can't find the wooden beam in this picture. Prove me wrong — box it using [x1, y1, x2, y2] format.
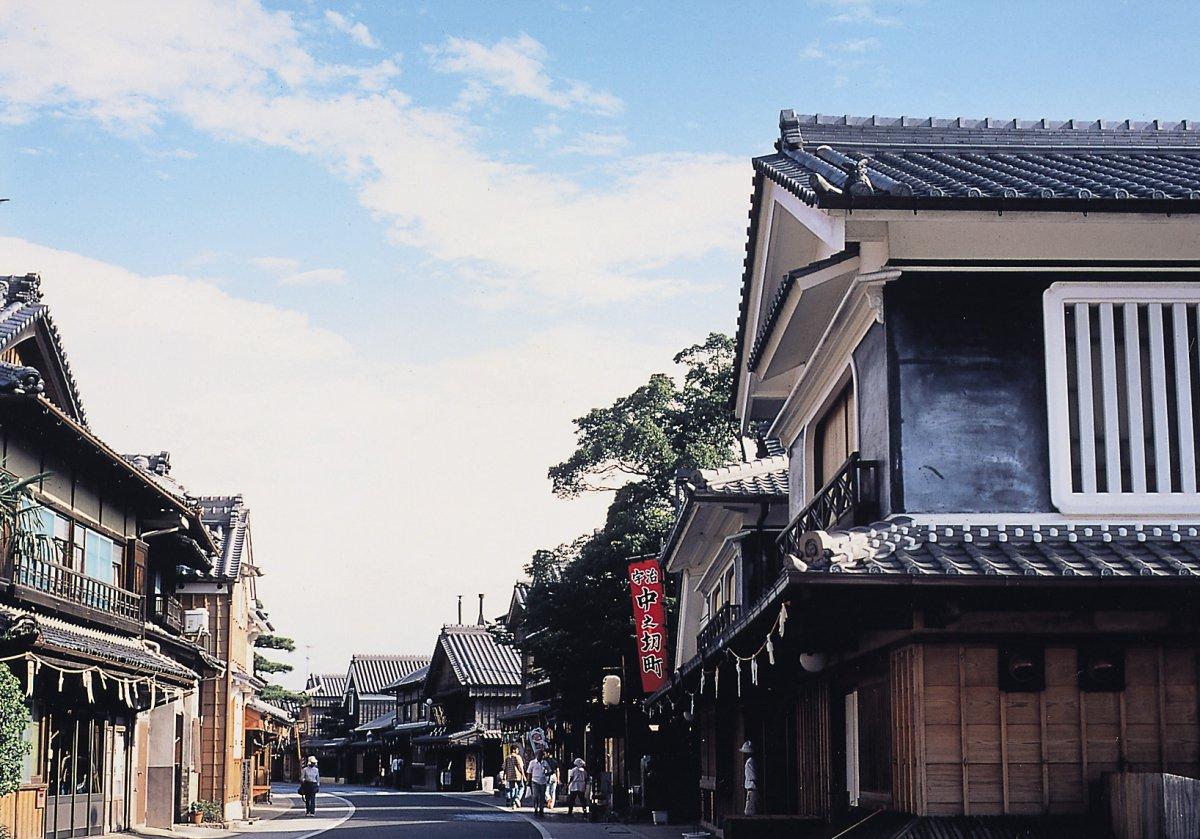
[1000, 692, 1010, 814]
[958, 646, 969, 816]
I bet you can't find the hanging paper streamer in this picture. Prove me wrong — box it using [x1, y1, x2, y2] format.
[98, 670, 107, 689]
[751, 657, 759, 686]
[700, 668, 706, 696]
[735, 659, 742, 697]
[690, 693, 695, 716]
[714, 666, 720, 698]
[83, 671, 94, 704]
[25, 659, 33, 697]
[778, 602, 789, 637]
[57, 670, 63, 691]
[766, 635, 776, 666]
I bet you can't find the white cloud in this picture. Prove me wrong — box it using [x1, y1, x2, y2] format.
[816, 0, 916, 27]
[324, 10, 380, 49]
[0, 3, 744, 307]
[0, 236, 690, 682]
[251, 256, 302, 273]
[278, 267, 348, 287]
[251, 256, 348, 287]
[559, 131, 630, 157]
[426, 33, 624, 116]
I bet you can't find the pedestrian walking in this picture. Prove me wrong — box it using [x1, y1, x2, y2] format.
[740, 741, 758, 816]
[503, 749, 526, 809]
[543, 754, 559, 809]
[528, 751, 549, 817]
[299, 756, 320, 816]
[566, 758, 588, 817]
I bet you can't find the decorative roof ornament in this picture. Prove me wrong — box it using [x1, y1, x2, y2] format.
[847, 158, 875, 195]
[778, 109, 804, 150]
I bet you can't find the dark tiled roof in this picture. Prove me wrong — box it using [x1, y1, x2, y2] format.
[0, 362, 43, 396]
[0, 274, 87, 424]
[348, 654, 431, 697]
[354, 710, 396, 733]
[122, 452, 188, 500]
[198, 495, 250, 580]
[381, 662, 429, 692]
[436, 625, 521, 689]
[306, 672, 348, 698]
[0, 603, 196, 682]
[759, 111, 1200, 209]
[791, 518, 1200, 578]
[695, 455, 788, 498]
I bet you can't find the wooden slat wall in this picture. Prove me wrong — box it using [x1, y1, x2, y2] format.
[891, 646, 927, 814]
[915, 644, 1200, 818]
[795, 679, 831, 818]
[0, 788, 44, 839]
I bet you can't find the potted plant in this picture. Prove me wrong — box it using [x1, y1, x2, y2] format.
[188, 800, 221, 825]
[188, 802, 204, 825]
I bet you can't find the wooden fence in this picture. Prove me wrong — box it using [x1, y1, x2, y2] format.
[0, 786, 44, 839]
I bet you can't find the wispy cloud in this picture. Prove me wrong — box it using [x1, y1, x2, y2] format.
[324, 9, 380, 49]
[559, 131, 630, 157]
[816, 0, 915, 27]
[0, 4, 744, 307]
[252, 256, 349, 287]
[426, 33, 624, 116]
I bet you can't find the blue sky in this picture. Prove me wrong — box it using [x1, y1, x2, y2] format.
[0, 0, 1196, 678]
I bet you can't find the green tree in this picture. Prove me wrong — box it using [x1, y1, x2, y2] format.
[260, 684, 306, 704]
[517, 333, 739, 710]
[254, 653, 293, 675]
[0, 665, 30, 797]
[254, 634, 296, 652]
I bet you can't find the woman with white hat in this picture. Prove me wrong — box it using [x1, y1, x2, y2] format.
[739, 742, 758, 815]
[566, 758, 589, 818]
[299, 756, 320, 816]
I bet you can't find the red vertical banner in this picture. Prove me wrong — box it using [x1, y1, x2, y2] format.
[628, 557, 670, 694]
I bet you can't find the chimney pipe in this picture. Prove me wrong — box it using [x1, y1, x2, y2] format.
[457, 595, 463, 625]
[477, 593, 485, 626]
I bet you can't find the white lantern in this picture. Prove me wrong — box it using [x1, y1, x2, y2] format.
[602, 675, 622, 706]
[799, 652, 827, 673]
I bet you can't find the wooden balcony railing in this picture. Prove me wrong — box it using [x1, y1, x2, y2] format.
[697, 603, 742, 653]
[148, 594, 184, 633]
[12, 554, 143, 623]
[778, 452, 880, 558]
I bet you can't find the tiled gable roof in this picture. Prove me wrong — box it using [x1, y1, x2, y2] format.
[197, 495, 250, 580]
[0, 274, 87, 424]
[758, 110, 1200, 209]
[306, 672, 348, 698]
[436, 625, 521, 689]
[791, 518, 1200, 578]
[695, 454, 788, 498]
[348, 654, 431, 697]
[381, 663, 429, 692]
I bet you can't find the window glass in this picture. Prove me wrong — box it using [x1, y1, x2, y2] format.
[81, 529, 116, 584]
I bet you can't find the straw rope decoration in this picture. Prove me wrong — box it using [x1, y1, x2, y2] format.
[0, 651, 192, 707]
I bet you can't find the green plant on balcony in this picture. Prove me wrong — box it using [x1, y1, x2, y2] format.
[0, 470, 54, 567]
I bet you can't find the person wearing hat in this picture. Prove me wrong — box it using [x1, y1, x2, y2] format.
[566, 758, 589, 817]
[739, 741, 758, 816]
[299, 756, 321, 816]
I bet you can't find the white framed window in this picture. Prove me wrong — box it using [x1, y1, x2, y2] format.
[1044, 282, 1200, 514]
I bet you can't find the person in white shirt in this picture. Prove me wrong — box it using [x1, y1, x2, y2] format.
[528, 752, 549, 817]
[740, 741, 758, 816]
[299, 756, 320, 816]
[566, 758, 589, 817]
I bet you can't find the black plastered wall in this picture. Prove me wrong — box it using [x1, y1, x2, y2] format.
[886, 273, 1051, 514]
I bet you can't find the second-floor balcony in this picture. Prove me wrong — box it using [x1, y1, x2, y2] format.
[698, 603, 742, 653]
[11, 553, 143, 624]
[779, 452, 880, 559]
[148, 594, 184, 633]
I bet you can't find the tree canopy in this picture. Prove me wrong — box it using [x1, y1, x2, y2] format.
[516, 333, 739, 710]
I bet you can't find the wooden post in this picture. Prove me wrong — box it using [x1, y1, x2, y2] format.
[1000, 692, 1010, 814]
[1039, 692, 1049, 813]
[1080, 692, 1090, 803]
[958, 646, 969, 815]
[1157, 649, 1168, 772]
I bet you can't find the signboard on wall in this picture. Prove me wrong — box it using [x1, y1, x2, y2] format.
[627, 557, 670, 694]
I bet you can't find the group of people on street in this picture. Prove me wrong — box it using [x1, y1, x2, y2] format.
[501, 749, 590, 818]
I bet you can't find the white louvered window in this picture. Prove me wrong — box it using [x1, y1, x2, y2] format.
[1045, 282, 1200, 514]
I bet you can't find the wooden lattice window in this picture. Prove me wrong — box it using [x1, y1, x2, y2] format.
[1044, 282, 1200, 513]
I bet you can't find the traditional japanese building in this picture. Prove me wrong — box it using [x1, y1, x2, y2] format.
[0, 274, 220, 838]
[299, 671, 347, 774]
[651, 112, 1200, 837]
[413, 624, 521, 792]
[382, 663, 431, 788]
[176, 495, 277, 823]
[339, 654, 429, 783]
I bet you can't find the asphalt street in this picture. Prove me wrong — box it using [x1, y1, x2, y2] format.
[249, 787, 544, 839]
